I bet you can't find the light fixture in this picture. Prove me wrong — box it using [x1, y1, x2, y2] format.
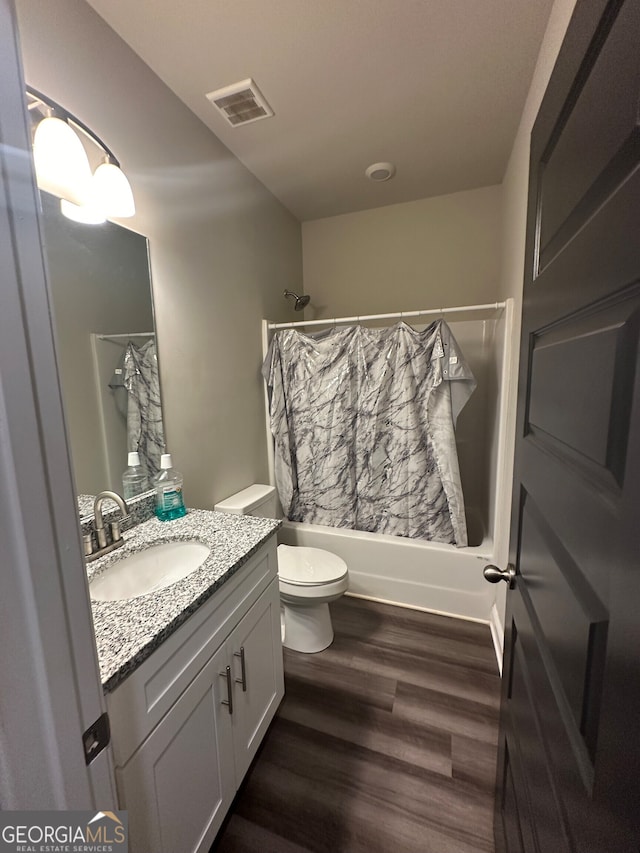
[92, 159, 135, 218]
[365, 162, 396, 182]
[32, 115, 92, 206]
[26, 87, 135, 223]
[60, 199, 106, 225]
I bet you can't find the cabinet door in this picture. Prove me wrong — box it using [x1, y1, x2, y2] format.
[230, 578, 284, 779]
[116, 644, 236, 853]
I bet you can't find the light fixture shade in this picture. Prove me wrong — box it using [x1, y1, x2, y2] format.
[60, 198, 106, 225]
[33, 116, 92, 206]
[92, 161, 135, 217]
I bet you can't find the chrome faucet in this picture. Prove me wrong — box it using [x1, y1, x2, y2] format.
[84, 490, 130, 562]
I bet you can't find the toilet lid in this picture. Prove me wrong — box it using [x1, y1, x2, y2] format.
[277, 545, 348, 585]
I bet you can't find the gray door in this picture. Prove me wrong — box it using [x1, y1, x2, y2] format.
[491, 0, 640, 850]
[0, 0, 115, 807]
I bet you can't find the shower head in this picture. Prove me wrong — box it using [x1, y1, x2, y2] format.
[284, 289, 311, 311]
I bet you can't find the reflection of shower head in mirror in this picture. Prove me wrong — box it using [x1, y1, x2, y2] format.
[284, 289, 311, 311]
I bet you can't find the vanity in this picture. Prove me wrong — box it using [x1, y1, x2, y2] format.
[86, 507, 284, 853]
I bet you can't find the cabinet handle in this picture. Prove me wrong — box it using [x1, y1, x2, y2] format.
[234, 647, 247, 692]
[219, 666, 233, 714]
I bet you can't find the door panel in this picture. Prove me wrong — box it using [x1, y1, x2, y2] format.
[116, 645, 235, 853]
[518, 493, 608, 745]
[538, 0, 640, 264]
[495, 1, 640, 850]
[527, 304, 634, 472]
[230, 579, 285, 779]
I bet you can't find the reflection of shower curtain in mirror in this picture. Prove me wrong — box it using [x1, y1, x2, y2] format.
[263, 321, 475, 545]
[124, 340, 165, 480]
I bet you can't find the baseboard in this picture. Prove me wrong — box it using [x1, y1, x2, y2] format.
[344, 591, 492, 625]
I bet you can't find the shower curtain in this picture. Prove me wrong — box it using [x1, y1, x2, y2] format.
[263, 321, 476, 545]
[123, 339, 165, 481]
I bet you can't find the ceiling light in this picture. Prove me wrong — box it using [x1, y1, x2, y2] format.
[33, 115, 92, 206]
[27, 87, 135, 222]
[365, 162, 396, 182]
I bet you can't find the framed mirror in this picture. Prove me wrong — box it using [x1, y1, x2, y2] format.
[39, 190, 165, 511]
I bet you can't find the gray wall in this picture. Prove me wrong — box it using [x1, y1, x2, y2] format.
[16, 0, 303, 508]
[300, 184, 504, 542]
[301, 184, 502, 318]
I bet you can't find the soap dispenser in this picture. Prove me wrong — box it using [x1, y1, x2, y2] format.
[153, 453, 187, 521]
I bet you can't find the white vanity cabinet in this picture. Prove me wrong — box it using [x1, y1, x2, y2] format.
[106, 538, 284, 853]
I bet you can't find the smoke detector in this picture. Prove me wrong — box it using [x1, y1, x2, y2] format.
[366, 162, 396, 182]
[206, 78, 274, 127]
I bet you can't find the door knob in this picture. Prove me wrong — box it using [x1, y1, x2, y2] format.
[483, 564, 516, 589]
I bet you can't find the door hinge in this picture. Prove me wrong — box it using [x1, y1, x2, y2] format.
[82, 712, 110, 765]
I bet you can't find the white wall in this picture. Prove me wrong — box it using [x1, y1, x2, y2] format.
[301, 184, 502, 317]
[16, 0, 303, 509]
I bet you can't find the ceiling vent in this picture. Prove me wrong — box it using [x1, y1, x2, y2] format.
[206, 78, 274, 127]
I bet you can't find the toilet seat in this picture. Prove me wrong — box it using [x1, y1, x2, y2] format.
[277, 545, 347, 586]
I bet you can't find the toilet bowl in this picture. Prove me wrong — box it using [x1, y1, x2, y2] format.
[214, 484, 349, 654]
[278, 544, 349, 653]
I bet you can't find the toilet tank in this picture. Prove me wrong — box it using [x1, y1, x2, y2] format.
[214, 484, 278, 518]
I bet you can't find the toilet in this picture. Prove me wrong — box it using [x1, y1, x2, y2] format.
[214, 485, 348, 653]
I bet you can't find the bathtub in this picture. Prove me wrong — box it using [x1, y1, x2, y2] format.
[277, 512, 503, 667]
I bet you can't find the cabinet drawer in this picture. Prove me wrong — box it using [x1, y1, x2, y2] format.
[108, 539, 277, 766]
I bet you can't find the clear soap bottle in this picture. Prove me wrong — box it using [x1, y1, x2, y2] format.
[122, 451, 148, 499]
[153, 453, 187, 521]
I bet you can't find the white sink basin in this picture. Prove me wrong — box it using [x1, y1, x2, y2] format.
[90, 541, 210, 602]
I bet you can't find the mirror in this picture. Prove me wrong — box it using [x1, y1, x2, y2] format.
[39, 190, 166, 508]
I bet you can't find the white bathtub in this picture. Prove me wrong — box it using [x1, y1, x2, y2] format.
[277, 515, 503, 667]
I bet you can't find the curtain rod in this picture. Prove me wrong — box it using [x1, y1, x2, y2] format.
[96, 331, 155, 340]
[267, 301, 506, 330]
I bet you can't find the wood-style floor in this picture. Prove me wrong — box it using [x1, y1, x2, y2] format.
[213, 596, 501, 853]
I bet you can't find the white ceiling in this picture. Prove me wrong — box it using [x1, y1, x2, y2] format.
[85, 0, 554, 222]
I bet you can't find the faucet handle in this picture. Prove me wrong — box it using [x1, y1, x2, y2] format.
[82, 532, 94, 557]
[108, 518, 130, 543]
[95, 526, 108, 549]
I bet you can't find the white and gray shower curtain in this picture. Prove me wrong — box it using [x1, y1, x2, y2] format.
[263, 321, 476, 545]
[123, 339, 165, 481]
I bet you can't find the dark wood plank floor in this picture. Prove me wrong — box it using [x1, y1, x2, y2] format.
[213, 596, 501, 853]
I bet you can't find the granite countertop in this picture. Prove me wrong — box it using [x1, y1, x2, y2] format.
[87, 509, 280, 693]
[77, 494, 95, 517]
